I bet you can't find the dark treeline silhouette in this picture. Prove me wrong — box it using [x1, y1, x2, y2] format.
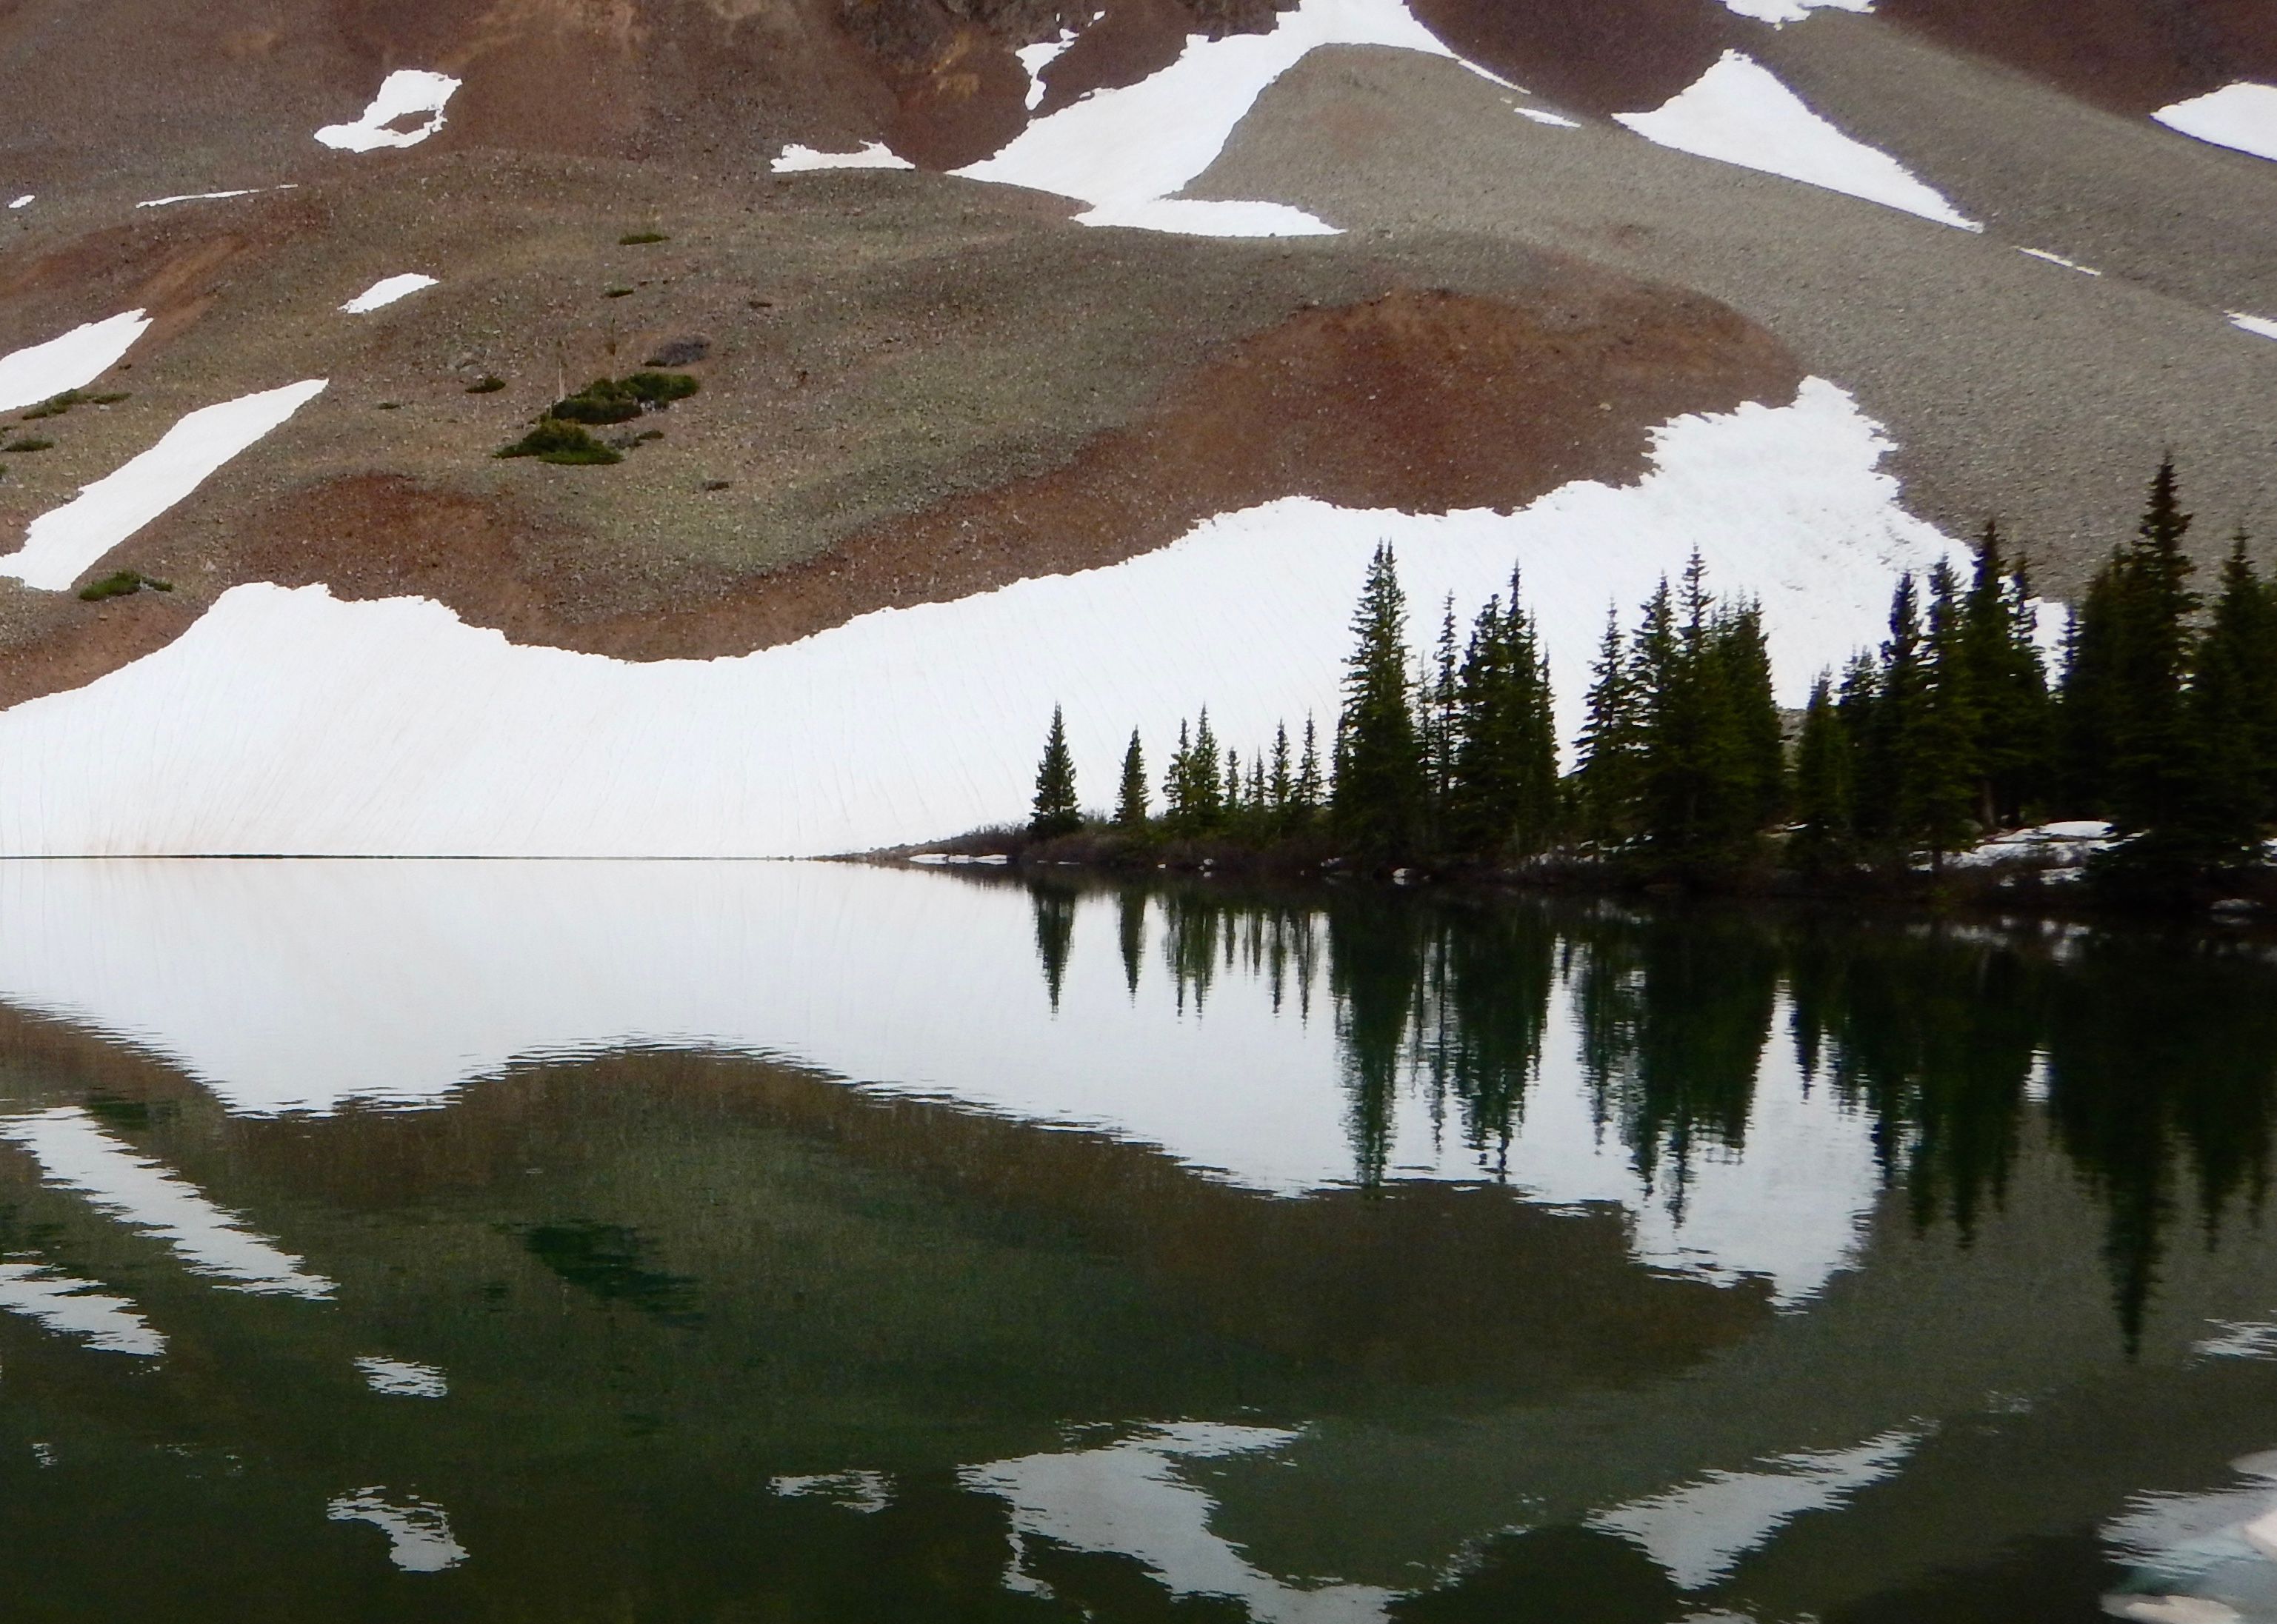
[1025, 461, 2276, 902]
[1024, 877, 2277, 1344]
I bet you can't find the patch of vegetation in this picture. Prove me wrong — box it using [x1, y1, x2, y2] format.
[618, 231, 670, 245]
[465, 374, 507, 394]
[644, 335, 709, 367]
[547, 372, 701, 425]
[78, 569, 173, 601]
[376, 401, 402, 411]
[701, 478, 732, 492]
[1, 436, 53, 452]
[493, 418, 622, 465]
[604, 285, 636, 298]
[23, 388, 126, 419]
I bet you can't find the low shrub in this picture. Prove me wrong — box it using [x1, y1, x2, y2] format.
[547, 372, 700, 424]
[618, 231, 670, 245]
[78, 569, 173, 601]
[604, 285, 635, 298]
[494, 418, 622, 465]
[1, 436, 52, 452]
[465, 375, 507, 394]
[23, 388, 126, 419]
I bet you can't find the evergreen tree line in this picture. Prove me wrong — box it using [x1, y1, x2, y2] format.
[1030, 462, 2277, 884]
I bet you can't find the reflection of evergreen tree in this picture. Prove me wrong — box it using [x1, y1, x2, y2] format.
[1029, 882, 1079, 1012]
[1436, 904, 1558, 1173]
[2044, 934, 2277, 1349]
[1327, 892, 1428, 1188]
[1116, 889, 1146, 999]
[1159, 889, 1221, 1015]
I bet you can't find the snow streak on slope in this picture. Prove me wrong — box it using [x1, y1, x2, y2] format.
[0, 379, 326, 590]
[340, 273, 436, 313]
[0, 311, 148, 415]
[2233, 313, 2277, 342]
[0, 1262, 164, 1355]
[1617, 52, 1978, 230]
[0, 1108, 333, 1297]
[7, 195, 30, 209]
[770, 141, 915, 173]
[0, 380, 1964, 855]
[2154, 83, 2277, 164]
[955, 0, 1480, 235]
[314, 70, 461, 153]
[0, 861, 1885, 1300]
[1717, 0, 1870, 20]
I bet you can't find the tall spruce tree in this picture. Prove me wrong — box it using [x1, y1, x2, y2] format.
[1792, 672, 1853, 863]
[1713, 597, 1785, 831]
[1450, 570, 1560, 857]
[1574, 605, 1645, 843]
[1030, 706, 1081, 838]
[1912, 561, 1982, 863]
[1116, 729, 1149, 827]
[1958, 523, 2050, 827]
[1188, 709, 1224, 829]
[1640, 556, 1755, 860]
[1333, 544, 1427, 859]
[2187, 533, 2276, 856]
[1293, 716, 1325, 818]
[2104, 457, 2201, 843]
[1269, 723, 1294, 822]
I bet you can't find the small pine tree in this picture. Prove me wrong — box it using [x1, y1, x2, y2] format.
[1030, 706, 1081, 839]
[2186, 532, 2276, 857]
[1958, 522, 2050, 827]
[1116, 729, 1149, 827]
[1269, 723, 1294, 819]
[1910, 561, 1982, 864]
[1450, 569, 1560, 858]
[1792, 672, 1853, 864]
[1573, 604, 1644, 842]
[2104, 456, 2201, 843]
[1191, 709, 1224, 827]
[1293, 716, 1325, 818]
[1332, 544, 1427, 859]
[1162, 720, 1196, 831]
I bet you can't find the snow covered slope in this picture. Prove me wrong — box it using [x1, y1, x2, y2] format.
[0, 310, 147, 415]
[0, 381, 1964, 858]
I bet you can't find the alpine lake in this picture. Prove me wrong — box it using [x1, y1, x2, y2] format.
[0, 858, 2274, 1623]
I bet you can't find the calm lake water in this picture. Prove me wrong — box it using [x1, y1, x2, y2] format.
[1, 861, 2275, 1622]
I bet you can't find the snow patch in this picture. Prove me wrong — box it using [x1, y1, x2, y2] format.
[770, 141, 913, 173]
[2154, 83, 2277, 164]
[2020, 247, 2101, 277]
[315, 70, 461, 152]
[1593, 1429, 1923, 1590]
[964, 1424, 1397, 1620]
[327, 1488, 468, 1571]
[136, 185, 296, 209]
[2230, 313, 2277, 343]
[7, 194, 30, 209]
[0, 1262, 164, 1355]
[0, 310, 148, 415]
[0, 378, 327, 591]
[1017, 30, 1079, 110]
[356, 1356, 448, 1397]
[1716, 0, 1870, 22]
[340, 273, 437, 314]
[1518, 107, 1581, 129]
[1616, 52, 1978, 230]
[0, 378, 1967, 855]
[0, 1108, 333, 1297]
[955, 0, 1496, 238]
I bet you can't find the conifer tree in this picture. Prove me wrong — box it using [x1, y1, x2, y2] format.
[1792, 672, 1853, 863]
[1293, 716, 1325, 818]
[1574, 606, 1645, 842]
[1162, 719, 1196, 831]
[1712, 598, 1785, 831]
[1269, 723, 1294, 820]
[1116, 729, 1150, 827]
[2187, 532, 2276, 855]
[1911, 561, 1982, 863]
[1450, 570, 1560, 857]
[1958, 523, 2050, 827]
[1863, 574, 1927, 852]
[1639, 557, 1739, 858]
[1185, 709, 1224, 830]
[2103, 457, 2201, 843]
[1332, 544, 1427, 858]
[1030, 706, 1081, 839]
[1225, 748, 1243, 819]
[1423, 597, 1461, 833]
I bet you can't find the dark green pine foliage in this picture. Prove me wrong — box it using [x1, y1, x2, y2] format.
[1269, 724, 1294, 825]
[2102, 458, 2203, 844]
[1573, 606, 1647, 843]
[1911, 561, 1983, 863]
[2057, 568, 2124, 813]
[1791, 672, 1853, 864]
[1161, 721, 1196, 831]
[1958, 524, 2051, 827]
[2188, 534, 2277, 854]
[1421, 597, 1461, 840]
[1853, 575, 1926, 850]
[1450, 572, 1560, 857]
[1638, 557, 1778, 861]
[1293, 717, 1325, 818]
[1332, 544, 1428, 860]
[1115, 729, 1149, 827]
[1029, 706, 1081, 838]
[1190, 709, 1223, 828]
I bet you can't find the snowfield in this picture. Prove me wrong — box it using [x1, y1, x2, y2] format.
[954, 0, 1492, 235]
[2233, 313, 2277, 343]
[0, 378, 1968, 855]
[0, 858, 1885, 1303]
[339, 273, 437, 313]
[1617, 52, 1979, 230]
[0, 310, 148, 415]
[1716, 0, 1872, 21]
[314, 69, 461, 153]
[770, 141, 915, 173]
[0, 378, 327, 591]
[2153, 82, 2277, 164]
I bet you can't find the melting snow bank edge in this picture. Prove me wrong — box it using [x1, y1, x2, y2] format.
[0, 378, 1975, 857]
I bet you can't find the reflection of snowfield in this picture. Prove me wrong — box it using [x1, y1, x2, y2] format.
[0, 380, 1972, 858]
[0, 861, 1880, 1304]
[2105, 1451, 2277, 1623]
